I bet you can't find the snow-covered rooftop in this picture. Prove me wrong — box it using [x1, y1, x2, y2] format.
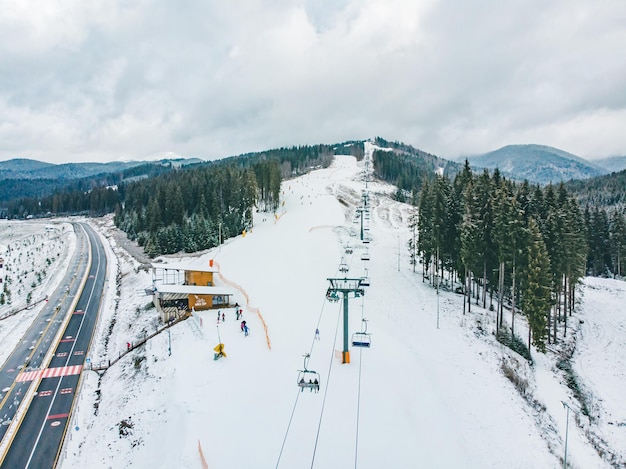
[151, 261, 218, 273]
[155, 284, 234, 296]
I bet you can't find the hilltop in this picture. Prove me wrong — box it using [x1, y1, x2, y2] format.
[463, 144, 608, 184]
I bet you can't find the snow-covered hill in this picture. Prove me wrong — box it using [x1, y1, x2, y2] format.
[2, 144, 623, 468]
[465, 144, 608, 184]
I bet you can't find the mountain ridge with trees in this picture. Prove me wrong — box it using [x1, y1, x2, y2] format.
[1, 138, 625, 267]
[462, 144, 609, 185]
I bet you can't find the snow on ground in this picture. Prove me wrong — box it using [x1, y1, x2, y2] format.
[574, 277, 626, 463]
[0, 221, 75, 365]
[3, 145, 623, 468]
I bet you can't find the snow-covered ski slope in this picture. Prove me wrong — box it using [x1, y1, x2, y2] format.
[56, 142, 625, 468]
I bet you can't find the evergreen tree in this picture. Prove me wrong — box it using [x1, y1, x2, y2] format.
[521, 218, 552, 353]
[610, 210, 626, 277]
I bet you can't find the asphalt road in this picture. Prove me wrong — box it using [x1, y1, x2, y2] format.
[0, 223, 88, 439]
[0, 222, 107, 469]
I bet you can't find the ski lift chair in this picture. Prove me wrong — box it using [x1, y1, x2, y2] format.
[360, 270, 370, 287]
[297, 354, 321, 392]
[352, 320, 371, 348]
[361, 250, 370, 261]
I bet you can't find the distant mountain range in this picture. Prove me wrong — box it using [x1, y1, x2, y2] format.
[459, 144, 626, 185]
[593, 155, 626, 174]
[0, 157, 203, 181]
[0, 157, 205, 206]
[1, 142, 625, 209]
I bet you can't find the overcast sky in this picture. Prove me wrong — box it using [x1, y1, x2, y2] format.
[1, 0, 625, 164]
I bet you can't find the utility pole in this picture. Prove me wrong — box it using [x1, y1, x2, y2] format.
[326, 278, 365, 364]
[561, 401, 579, 468]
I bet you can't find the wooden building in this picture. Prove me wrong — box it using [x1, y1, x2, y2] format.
[151, 262, 234, 321]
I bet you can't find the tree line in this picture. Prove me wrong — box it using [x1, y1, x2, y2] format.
[2, 162, 178, 217]
[2, 143, 358, 256]
[370, 137, 461, 201]
[409, 161, 610, 356]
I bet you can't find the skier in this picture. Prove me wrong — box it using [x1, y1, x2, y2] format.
[244, 324, 249, 336]
[240, 320, 246, 332]
[315, 328, 320, 340]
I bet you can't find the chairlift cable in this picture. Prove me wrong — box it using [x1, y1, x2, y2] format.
[310, 299, 343, 468]
[277, 270, 335, 467]
[275, 390, 302, 469]
[354, 295, 366, 468]
[310, 278, 331, 357]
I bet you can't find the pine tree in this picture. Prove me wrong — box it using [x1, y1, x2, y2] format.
[521, 218, 552, 353]
[417, 178, 435, 281]
[610, 210, 626, 277]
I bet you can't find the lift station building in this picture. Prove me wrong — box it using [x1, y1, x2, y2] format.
[150, 262, 234, 321]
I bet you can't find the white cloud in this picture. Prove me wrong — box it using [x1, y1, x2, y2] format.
[0, 0, 625, 163]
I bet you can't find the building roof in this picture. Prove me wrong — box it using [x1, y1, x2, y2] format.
[155, 284, 234, 296]
[152, 261, 218, 273]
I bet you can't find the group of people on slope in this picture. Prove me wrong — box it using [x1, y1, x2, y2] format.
[216, 303, 247, 335]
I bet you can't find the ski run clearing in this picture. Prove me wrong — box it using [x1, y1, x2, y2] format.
[1, 143, 625, 468]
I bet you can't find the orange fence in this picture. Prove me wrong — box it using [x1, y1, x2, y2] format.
[214, 261, 272, 351]
[198, 440, 209, 469]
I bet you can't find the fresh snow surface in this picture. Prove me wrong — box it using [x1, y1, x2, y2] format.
[0, 221, 75, 366]
[1, 145, 624, 468]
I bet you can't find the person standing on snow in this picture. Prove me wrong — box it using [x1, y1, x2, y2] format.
[244, 324, 250, 336]
[241, 320, 246, 332]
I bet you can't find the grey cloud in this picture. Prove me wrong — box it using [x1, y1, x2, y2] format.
[0, 0, 625, 163]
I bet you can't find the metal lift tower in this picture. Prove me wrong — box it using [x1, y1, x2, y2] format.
[326, 277, 365, 364]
